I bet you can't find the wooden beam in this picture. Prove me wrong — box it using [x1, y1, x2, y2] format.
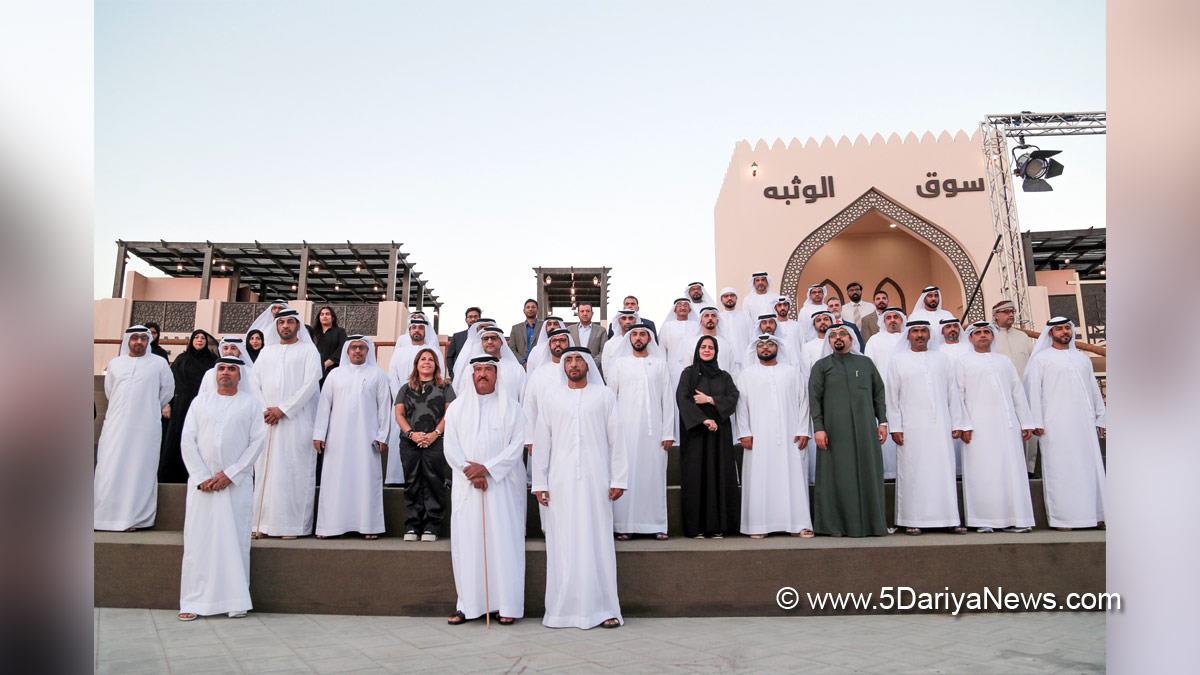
[112, 241, 128, 298]
[199, 243, 215, 300]
[297, 243, 310, 300]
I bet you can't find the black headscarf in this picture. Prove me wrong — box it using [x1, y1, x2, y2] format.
[245, 329, 265, 362]
[143, 321, 171, 362]
[687, 335, 723, 392]
[175, 329, 218, 384]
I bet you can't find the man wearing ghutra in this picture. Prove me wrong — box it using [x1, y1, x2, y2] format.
[955, 322, 1036, 533]
[735, 335, 814, 539]
[249, 308, 323, 538]
[313, 336, 391, 539]
[95, 326, 175, 531]
[1023, 318, 1107, 530]
[177, 357, 267, 621]
[864, 307, 907, 479]
[606, 325, 675, 541]
[444, 355, 528, 625]
[743, 272, 777, 323]
[886, 320, 969, 535]
[532, 347, 626, 629]
[717, 287, 753, 353]
[809, 325, 889, 537]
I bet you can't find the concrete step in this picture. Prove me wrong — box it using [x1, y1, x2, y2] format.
[148, 480, 1054, 538]
[95, 529, 1105, 617]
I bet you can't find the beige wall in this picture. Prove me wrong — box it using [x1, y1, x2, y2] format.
[714, 129, 1049, 323]
[127, 271, 232, 301]
[798, 212, 968, 316]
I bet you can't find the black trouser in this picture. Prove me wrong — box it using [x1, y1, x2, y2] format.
[400, 437, 450, 535]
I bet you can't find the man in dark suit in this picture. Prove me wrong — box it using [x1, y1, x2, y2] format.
[446, 306, 481, 376]
[607, 294, 657, 340]
[568, 303, 609, 374]
[508, 299, 542, 365]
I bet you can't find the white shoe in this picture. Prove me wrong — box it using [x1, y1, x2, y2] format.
[403, 531, 418, 542]
[1006, 526, 1033, 533]
[693, 534, 705, 539]
[976, 527, 994, 533]
[228, 611, 247, 619]
[421, 532, 438, 542]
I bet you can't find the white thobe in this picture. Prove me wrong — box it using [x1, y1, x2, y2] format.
[444, 393, 528, 620]
[1024, 348, 1107, 528]
[313, 364, 391, 536]
[735, 363, 813, 534]
[179, 391, 267, 616]
[864, 332, 903, 479]
[608, 356, 675, 534]
[743, 292, 777, 325]
[659, 320, 700, 431]
[385, 341, 445, 484]
[250, 342, 323, 536]
[994, 325, 1039, 472]
[718, 309, 753, 358]
[801, 337, 826, 375]
[496, 356, 527, 402]
[532, 383, 627, 629]
[94, 354, 174, 531]
[956, 352, 1036, 528]
[774, 319, 805, 354]
[886, 350, 969, 528]
[941, 342, 970, 475]
[908, 307, 956, 327]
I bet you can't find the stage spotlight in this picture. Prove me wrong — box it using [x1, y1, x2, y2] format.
[1011, 140, 1064, 192]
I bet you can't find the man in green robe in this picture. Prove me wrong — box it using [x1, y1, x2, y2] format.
[809, 325, 889, 537]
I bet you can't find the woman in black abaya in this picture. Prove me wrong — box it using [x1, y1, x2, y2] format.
[159, 329, 217, 482]
[675, 335, 741, 539]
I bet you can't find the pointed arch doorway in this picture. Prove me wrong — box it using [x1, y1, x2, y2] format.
[780, 189, 984, 322]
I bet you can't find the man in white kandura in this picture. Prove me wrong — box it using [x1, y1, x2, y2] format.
[313, 336, 391, 539]
[177, 357, 268, 621]
[735, 335, 814, 539]
[95, 325, 175, 531]
[250, 308, 323, 538]
[532, 347, 627, 629]
[601, 309, 640, 364]
[939, 317, 969, 475]
[907, 286, 956, 326]
[801, 310, 835, 373]
[1023, 317, 1107, 531]
[523, 328, 574, 491]
[607, 325, 675, 541]
[886, 320, 969, 535]
[478, 325, 527, 402]
[198, 336, 254, 396]
[743, 272, 777, 323]
[660, 297, 700, 396]
[444, 355, 528, 626]
[864, 307, 906, 480]
[717, 287, 753, 353]
[955, 322, 1036, 533]
[796, 284, 829, 342]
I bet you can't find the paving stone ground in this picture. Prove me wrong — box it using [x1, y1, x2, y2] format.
[95, 608, 1104, 673]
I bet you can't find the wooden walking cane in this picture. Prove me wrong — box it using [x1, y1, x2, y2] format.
[252, 425, 277, 539]
[482, 488, 491, 629]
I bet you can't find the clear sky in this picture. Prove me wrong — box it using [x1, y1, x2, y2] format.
[95, 1, 1105, 333]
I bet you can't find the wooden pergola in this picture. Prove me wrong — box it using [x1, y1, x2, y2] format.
[113, 240, 441, 310]
[532, 266, 612, 320]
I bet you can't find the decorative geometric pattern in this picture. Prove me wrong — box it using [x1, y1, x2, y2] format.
[779, 189, 985, 322]
[310, 304, 380, 337]
[218, 302, 274, 335]
[130, 301, 197, 334]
